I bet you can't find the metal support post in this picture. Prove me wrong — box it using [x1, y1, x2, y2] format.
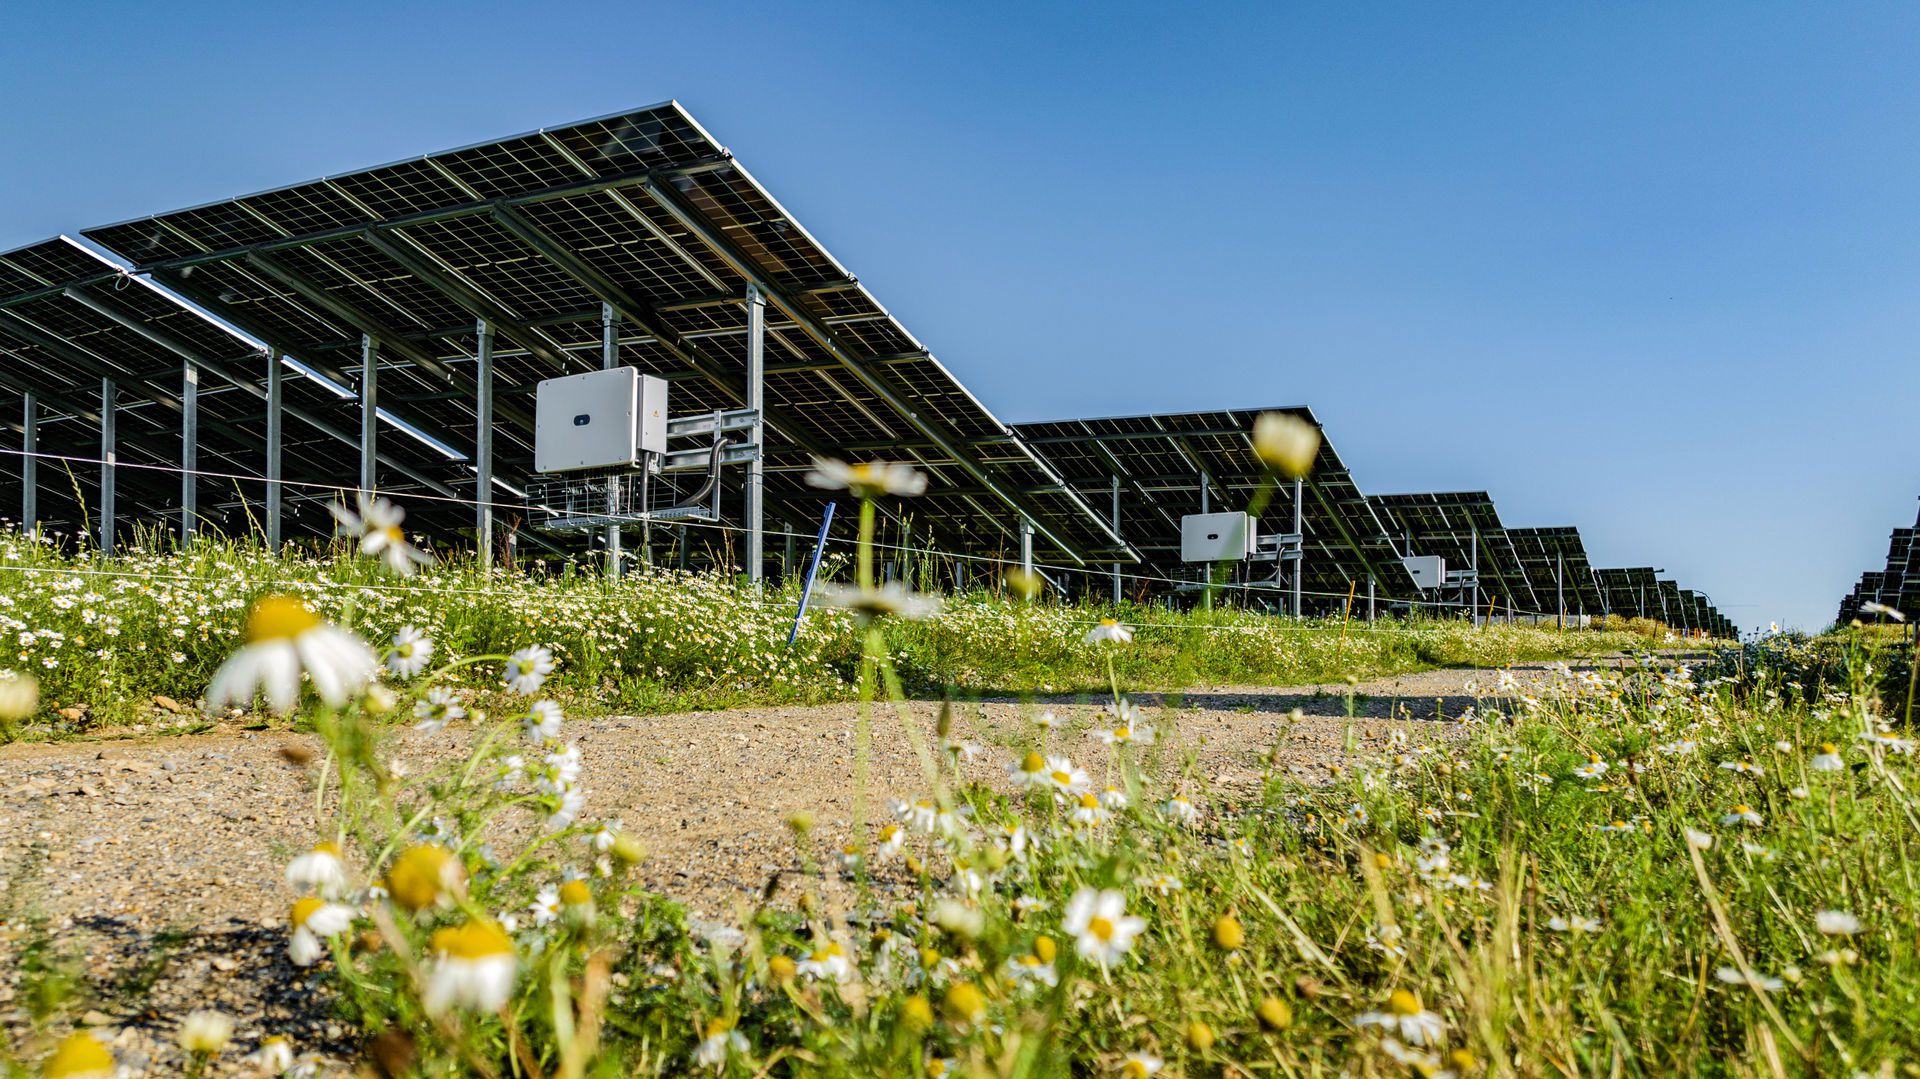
[1020, 518, 1035, 580]
[1199, 471, 1209, 514]
[181, 364, 198, 541]
[359, 335, 378, 495]
[99, 379, 117, 557]
[1367, 573, 1376, 622]
[1470, 527, 1481, 626]
[20, 392, 36, 531]
[1290, 477, 1304, 618]
[745, 284, 765, 586]
[602, 304, 622, 578]
[1110, 474, 1122, 604]
[265, 353, 283, 549]
[475, 319, 495, 570]
[1555, 552, 1565, 630]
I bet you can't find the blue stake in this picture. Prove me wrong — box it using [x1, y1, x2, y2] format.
[787, 501, 837, 645]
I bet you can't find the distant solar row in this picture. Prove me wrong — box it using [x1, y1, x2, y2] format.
[0, 101, 1728, 632]
[1835, 502, 1920, 625]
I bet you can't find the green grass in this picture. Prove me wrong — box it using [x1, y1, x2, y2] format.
[0, 530, 1659, 737]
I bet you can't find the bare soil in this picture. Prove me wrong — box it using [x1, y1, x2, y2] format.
[0, 663, 1556, 1073]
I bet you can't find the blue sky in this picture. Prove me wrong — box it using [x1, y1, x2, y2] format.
[5, 1, 1917, 631]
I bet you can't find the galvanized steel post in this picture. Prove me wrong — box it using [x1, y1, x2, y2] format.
[19, 392, 35, 531]
[745, 283, 765, 586]
[476, 319, 495, 569]
[602, 304, 622, 578]
[359, 335, 378, 495]
[265, 352, 283, 549]
[99, 379, 116, 557]
[181, 364, 198, 540]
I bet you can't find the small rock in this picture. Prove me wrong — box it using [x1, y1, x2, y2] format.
[81, 1009, 115, 1026]
[153, 695, 183, 714]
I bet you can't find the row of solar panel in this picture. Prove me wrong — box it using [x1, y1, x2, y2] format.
[1835, 503, 1920, 625]
[0, 101, 1731, 633]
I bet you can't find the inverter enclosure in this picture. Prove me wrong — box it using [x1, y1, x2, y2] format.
[1402, 554, 1447, 590]
[533, 368, 668, 473]
[1180, 512, 1257, 563]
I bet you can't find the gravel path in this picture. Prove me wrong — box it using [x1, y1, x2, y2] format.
[0, 662, 1564, 1073]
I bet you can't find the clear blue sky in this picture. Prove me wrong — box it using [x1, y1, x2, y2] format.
[5, 1, 1917, 631]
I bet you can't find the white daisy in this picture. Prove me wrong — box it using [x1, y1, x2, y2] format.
[412, 687, 465, 733]
[1354, 988, 1446, 1046]
[1098, 785, 1130, 811]
[692, 1018, 749, 1069]
[1003, 953, 1058, 989]
[1815, 910, 1860, 935]
[289, 897, 355, 966]
[1043, 756, 1091, 798]
[1251, 410, 1319, 477]
[813, 581, 942, 624]
[330, 494, 432, 575]
[1118, 1052, 1163, 1077]
[1063, 888, 1146, 966]
[1721, 804, 1763, 827]
[1070, 792, 1110, 827]
[386, 626, 433, 679]
[1715, 966, 1784, 992]
[285, 842, 348, 898]
[1083, 618, 1133, 645]
[1810, 743, 1844, 772]
[796, 940, 853, 983]
[522, 700, 564, 742]
[423, 919, 517, 1014]
[206, 595, 376, 713]
[1162, 795, 1198, 825]
[1546, 914, 1601, 933]
[502, 645, 555, 695]
[804, 458, 928, 498]
[1008, 751, 1050, 788]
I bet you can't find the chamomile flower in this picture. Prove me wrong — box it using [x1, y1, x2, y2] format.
[1594, 820, 1636, 833]
[386, 626, 433, 678]
[206, 595, 376, 713]
[1573, 756, 1609, 779]
[522, 700, 564, 742]
[1043, 756, 1091, 798]
[1119, 1052, 1164, 1077]
[412, 687, 465, 733]
[529, 885, 563, 928]
[692, 1017, 749, 1069]
[177, 1010, 234, 1055]
[502, 645, 555, 695]
[1546, 914, 1602, 933]
[386, 843, 463, 912]
[286, 842, 347, 897]
[805, 458, 928, 498]
[1094, 722, 1154, 746]
[1009, 751, 1050, 788]
[1098, 785, 1130, 811]
[876, 823, 907, 858]
[1815, 910, 1860, 935]
[1251, 410, 1320, 477]
[1139, 873, 1183, 895]
[1811, 743, 1844, 772]
[796, 940, 854, 983]
[423, 919, 517, 1014]
[1861, 731, 1916, 754]
[814, 582, 942, 624]
[1354, 988, 1446, 1046]
[1163, 795, 1198, 825]
[330, 494, 433, 575]
[1684, 827, 1714, 849]
[289, 897, 355, 966]
[1721, 804, 1763, 827]
[1033, 710, 1056, 730]
[1714, 966, 1784, 992]
[1719, 759, 1763, 776]
[244, 1036, 295, 1075]
[1063, 888, 1146, 966]
[1003, 952, 1059, 989]
[1083, 618, 1133, 645]
[1070, 792, 1110, 827]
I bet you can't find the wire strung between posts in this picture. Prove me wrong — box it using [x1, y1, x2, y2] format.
[0, 446, 1583, 620]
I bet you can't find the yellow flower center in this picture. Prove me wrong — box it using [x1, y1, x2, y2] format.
[1122, 1062, 1150, 1079]
[430, 918, 514, 960]
[379, 523, 405, 544]
[1732, 804, 1752, 815]
[43, 1032, 115, 1078]
[1388, 987, 1422, 1016]
[559, 879, 591, 906]
[702, 1017, 734, 1039]
[291, 896, 325, 928]
[1034, 935, 1057, 962]
[1100, 618, 1117, 627]
[1820, 743, 1838, 754]
[388, 844, 458, 912]
[1078, 793, 1100, 810]
[1087, 916, 1115, 942]
[1020, 752, 1044, 774]
[1113, 727, 1131, 740]
[246, 595, 320, 643]
[1051, 770, 1072, 785]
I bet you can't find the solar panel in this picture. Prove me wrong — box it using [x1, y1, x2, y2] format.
[82, 101, 1129, 567]
[1503, 526, 1605, 615]
[1011, 408, 1416, 605]
[1368, 492, 1546, 612]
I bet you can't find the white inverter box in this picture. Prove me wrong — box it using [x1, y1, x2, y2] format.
[1402, 554, 1446, 591]
[534, 368, 668, 473]
[1180, 512, 1257, 563]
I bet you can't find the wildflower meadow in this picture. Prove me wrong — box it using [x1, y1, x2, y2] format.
[3, 455, 1915, 1077]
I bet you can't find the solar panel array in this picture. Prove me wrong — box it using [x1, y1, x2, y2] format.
[1010, 409, 1414, 605]
[0, 100, 1729, 631]
[1835, 504, 1920, 625]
